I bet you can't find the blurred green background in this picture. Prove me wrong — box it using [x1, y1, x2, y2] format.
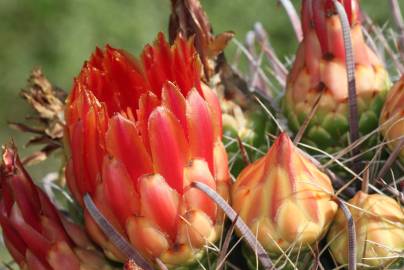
[0, 0, 402, 268]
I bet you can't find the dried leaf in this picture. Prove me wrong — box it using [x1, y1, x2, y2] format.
[169, 0, 233, 78]
[9, 68, 66, 165]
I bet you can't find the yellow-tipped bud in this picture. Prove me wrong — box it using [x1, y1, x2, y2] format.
[232, 133, 338, 255]
[327, 191, 404, 268]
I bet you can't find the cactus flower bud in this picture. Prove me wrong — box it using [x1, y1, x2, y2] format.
[232, 133, 338, 255]
[284, 0, 390, 153]
[0, 145, 114, 270]
[327, 191, 404, 268]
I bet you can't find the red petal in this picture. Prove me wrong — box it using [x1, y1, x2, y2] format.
[148, 107, 188, 193]
[92, 185, 125, 234]
[82, 107, 105, 188]
[10, 204, 52, 263]
[183, 159, 217, 221]
[139, 174, 179, 240]
[40, 217, 70, 246]
[326, 16, 345, 60]
[60, 219, 93, 249]
[26, 250, 50, 270]
[1, 147, 42, 229]
[201, 84, 222, 139]
[172, 37, 202, 95]
[302, 0, 312, 35]
[136, 92, 160, 153]
[37, 191, 71, 244]
[312, 0, 328, 55]
[106, 114, 153, 185]
[47, 242, 81, 270]
[0, 209, 27, 261]
[82, 187, 126, 261]
[142, 33, 173, 96]
[9, 175, 42, 232]
[186, 89, 215, 173]
[69, 121, 95, 195]
[102, 157, 139, 226]
[104, 46, 148, 112]
[66, 88, 93, 126]
[65, 159, 82, 205]
[70, 46, 149, 117]
[3, 237, 26, 265]
[344, 0, 353, 24]
[37, 190, 62, 227]
[0, 174, 14, 213]
[272, 133, 297, 191]
[161, 81, 187, 132]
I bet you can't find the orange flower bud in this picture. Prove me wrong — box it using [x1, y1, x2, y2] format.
[232, 133, 337, 254]
[327, 192, 404, 268]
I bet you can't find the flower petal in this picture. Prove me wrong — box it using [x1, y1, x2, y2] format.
[172, 36, 202, 95]
[161, 81, 187, 132]
[177, 210, 214, 249]
[200, 84, 222, 138]
[102, 157, 139, 226]
[69, 121, 96, 195]
[139, 174, 179, 241]
[213, 140, 230, 184]
[137, 92, 160, 153]
[142, 33, 173, 96]
[183, 159, 217, 221]
[9, 175, 42, 232]
[148, 107, 188, 193]
[127, 216, 169, 258]
[10, 204, 52, 263]
[106, 114, 152, 185]
[65, 159, 82, 205]
[48, 242, 81, 270]
[186, 89, 215, 173]
[0, 212, 26, 264]
[26, 250, 49, 270]
[82, 107, 105, 188]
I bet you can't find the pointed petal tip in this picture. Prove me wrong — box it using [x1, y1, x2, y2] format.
[277, 132, 292, 142]
[1, 144, 17, 171]
[272, 132, 294, 152]
[102, 156, 139, 226]
[138, 173, 179, 241]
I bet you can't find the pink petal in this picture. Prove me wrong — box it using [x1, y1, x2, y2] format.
[102, 157, 139, 226]
[183, 159, 217, 221]
[47, 242, 81, 270]
[106, 114, 152, 186]
[186, 89, 215, 173]
[10, 204, 52, 263]
[9, 175, 41, 232]
[312, 0, 328, 54]
[65, 159, 82, 205]
[161, 81, 187, 132]
[69, 121, 95, 195]
[139, 174, 179, 241]
[200, 84, 222, 139]
[26, 250, 50, 270]
[136, 92, 160, 153]
[148, 107, 188, 193]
